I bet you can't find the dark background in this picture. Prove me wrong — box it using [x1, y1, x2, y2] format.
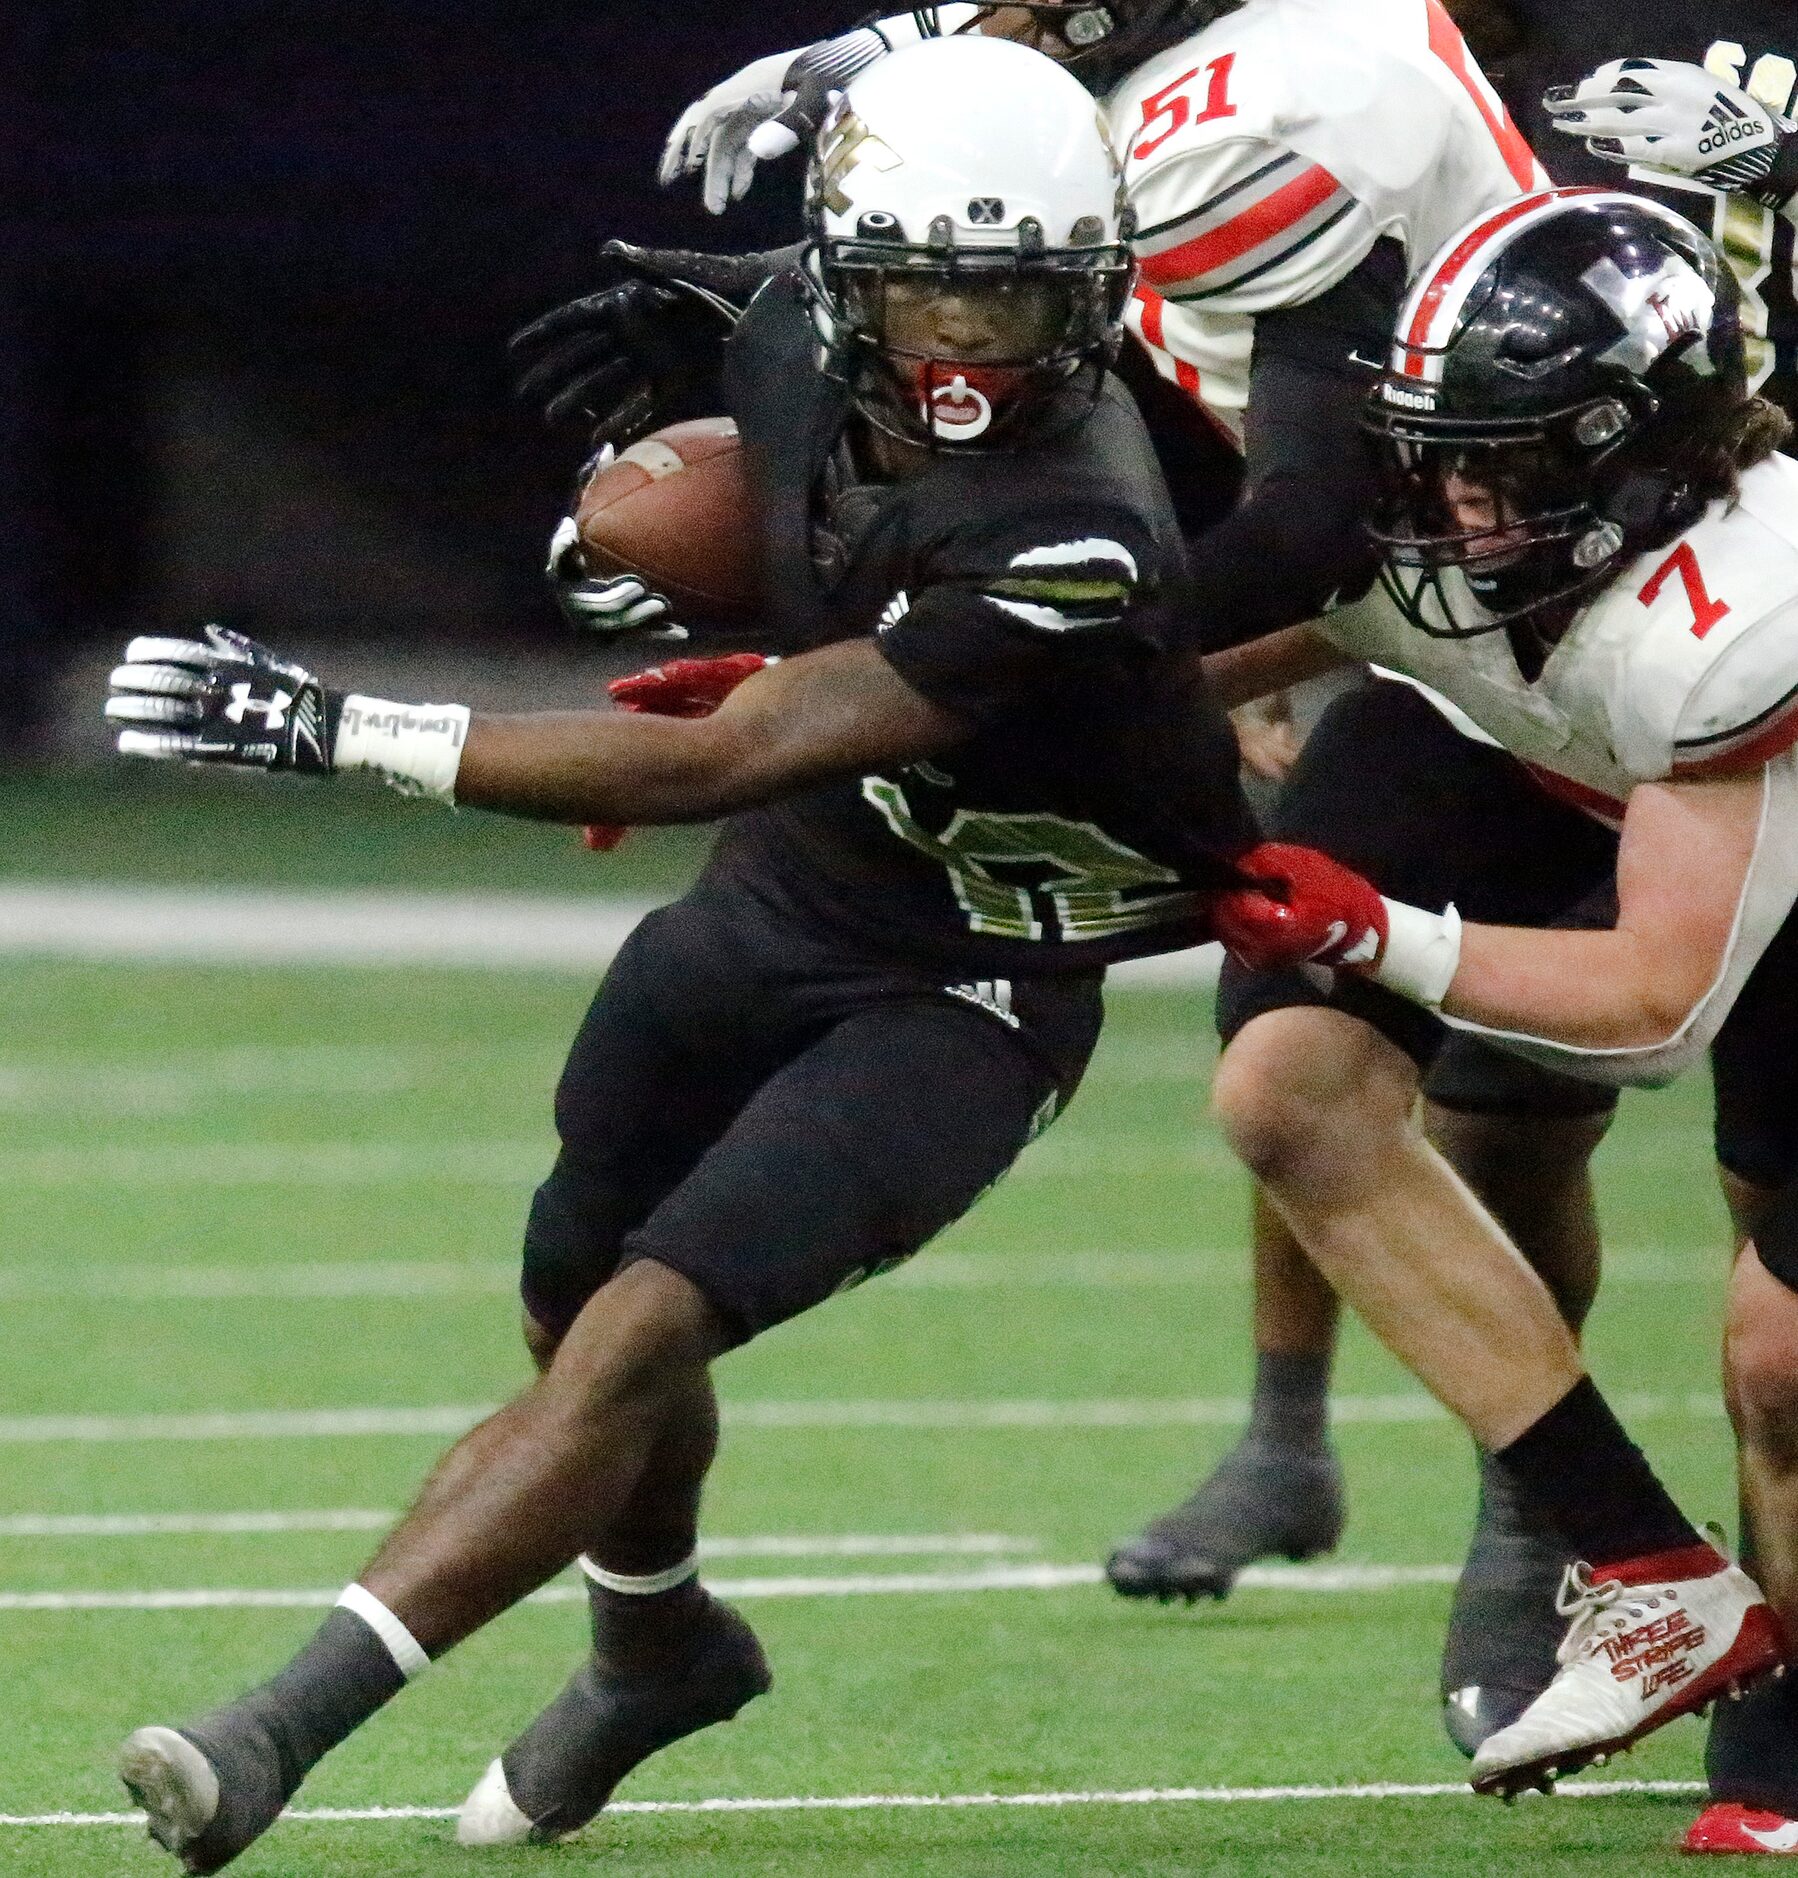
[5, 3, 853, 748]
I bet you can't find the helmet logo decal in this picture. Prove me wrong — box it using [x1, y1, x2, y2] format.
[814, 110, 903, 216]
[968, 198, 1007, 226]
[926, 375, 995, 440]
[1583, 254, 1716, 376]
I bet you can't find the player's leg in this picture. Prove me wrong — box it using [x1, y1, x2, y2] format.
[1690, 930, 1798, 1854]
[1109, 680, 1614, 1600]
[119, 896, 790, 1873]
[464, 975, 1101, 1846]
[1422, 1048, 1619, 1756]
[1211, 999, 1778, 1792]
[1106, 1190, 1345, 1600]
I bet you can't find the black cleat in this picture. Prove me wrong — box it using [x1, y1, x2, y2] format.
[119, 1715, 289, 1874]
[1440, 1450, 1570, 1758]
[458, 1588, 771, 1845]
[1106, 1438, 1345, 1603]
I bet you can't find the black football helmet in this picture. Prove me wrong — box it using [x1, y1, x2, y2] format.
[1365, 189, 1746, 638]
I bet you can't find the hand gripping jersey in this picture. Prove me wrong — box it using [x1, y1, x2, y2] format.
[1321, 454, 1798, 1082]
[703, 276, 1256, 977]
[1491, 0, 1798, 418]
[1113, 0, 1546, 441]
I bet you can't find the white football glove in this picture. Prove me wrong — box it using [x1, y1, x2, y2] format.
[659, 47, 806, 215]
[546, 517, 686, 641]
[106, 626, 335, 771]
[659, 23, 921, 214]
[1545, 58, 1798, 206]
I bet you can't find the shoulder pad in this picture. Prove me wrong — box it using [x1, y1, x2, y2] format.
[1603, 476, 1798, 777]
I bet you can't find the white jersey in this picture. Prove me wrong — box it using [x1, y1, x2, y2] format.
[1111, 0, 1546, 443]
[1321, 453, 1798, 1084]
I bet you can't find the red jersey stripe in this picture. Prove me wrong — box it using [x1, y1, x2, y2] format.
[1133, 284, 1205, 399]
[1673, 698, 1798, 778]
[1137, 162, 1344, 293]
[1424, 0, 1538, 191]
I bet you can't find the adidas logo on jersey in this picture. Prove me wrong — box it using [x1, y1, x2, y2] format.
[944, 979, 1020, 1029]
[877, 591, 911, 633]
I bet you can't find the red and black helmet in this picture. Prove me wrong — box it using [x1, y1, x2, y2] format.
[1365, 190, 1746, 637]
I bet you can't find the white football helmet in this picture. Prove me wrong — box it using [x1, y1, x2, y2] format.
[804, 36, 1134, 447]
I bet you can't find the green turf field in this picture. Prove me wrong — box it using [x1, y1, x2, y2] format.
[0, 769, 1745, 1874]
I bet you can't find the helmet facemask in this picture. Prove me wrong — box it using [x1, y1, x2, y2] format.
[1366, 380, 1650, 639]
[813, 227, 1133, 450]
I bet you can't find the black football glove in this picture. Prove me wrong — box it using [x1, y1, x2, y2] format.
[106, 625, 336, 771]
[509, 240, 797, 450]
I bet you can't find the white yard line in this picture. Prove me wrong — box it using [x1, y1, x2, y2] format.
[0, 1561, 1463, 1613]
[0, 1513, 1033, 1558]
[0, 1776, 1706, 1828]
[0, 1391, 1725, 1445]
[0, 1247, 1716, 1301]
[0, 881, 1219, 984]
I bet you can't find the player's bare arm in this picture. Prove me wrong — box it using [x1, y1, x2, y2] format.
[104, 629, 965, 824]
[1199, 625, 1348, 710]
[1440, 772, 1760, 1051]
[1217, 768, 1770, 1063]
[454, 639, 962, 825]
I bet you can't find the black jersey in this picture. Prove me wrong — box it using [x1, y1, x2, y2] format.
[1488, 0, 1798, 418]
[700, 275, 1256, 977]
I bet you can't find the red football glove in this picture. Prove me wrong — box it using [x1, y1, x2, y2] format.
[1214, 841, 1389, 973]
[583, 653, 772, 851]
[607, 652, 770, 719]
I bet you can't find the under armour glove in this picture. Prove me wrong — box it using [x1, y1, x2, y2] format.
[1213, 841, 1463, 1009]
[1546, 59, 1798, 209]
[510, 240, 785, 450]
[107, 626, 471, 800]
[106, 626, 337, 771]
[546, 509, 685, 642]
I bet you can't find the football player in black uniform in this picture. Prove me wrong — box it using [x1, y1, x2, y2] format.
[101, 40, 1269, 1869]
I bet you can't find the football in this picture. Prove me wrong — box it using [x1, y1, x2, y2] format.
[574, 417, 761, 621]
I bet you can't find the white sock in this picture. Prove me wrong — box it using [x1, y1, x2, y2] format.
[578, 1553, 699, 1596]
[336, 1583, 432, 1681]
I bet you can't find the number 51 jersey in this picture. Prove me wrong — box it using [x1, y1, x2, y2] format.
[1113, 0, 1545, 441]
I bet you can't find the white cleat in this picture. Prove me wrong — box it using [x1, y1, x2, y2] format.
[457, 1757, 536, 1848]
[119, 1726, 223, 1864]
[1471, 1545, 1784, 1798]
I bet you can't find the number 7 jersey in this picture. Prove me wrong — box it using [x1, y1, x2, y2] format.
[1321, 455, 1798, 822]
[1112, 0, 1546, 441]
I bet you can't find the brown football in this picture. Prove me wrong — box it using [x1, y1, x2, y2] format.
[574, 417, 761, 621]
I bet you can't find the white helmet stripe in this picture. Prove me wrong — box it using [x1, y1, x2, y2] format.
[1393, 187, 1630, 383]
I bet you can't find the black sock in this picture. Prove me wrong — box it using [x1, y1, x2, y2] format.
[1708, 1511, 1798, 1813]
[587, 1574, 708, 1677]
[1491, 1377, 1707, 1567]
[221, 1606, 411, 1795]
[1246, 1350, 1331, 1449]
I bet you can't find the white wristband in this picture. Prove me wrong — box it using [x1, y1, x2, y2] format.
[334, 694, 471, 803]
[1370, 898, 1462, 1010]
